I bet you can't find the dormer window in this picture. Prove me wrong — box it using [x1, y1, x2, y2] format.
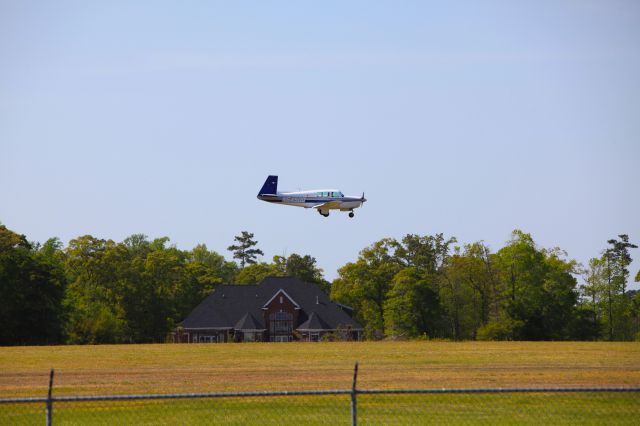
[280, 296, 283, 304]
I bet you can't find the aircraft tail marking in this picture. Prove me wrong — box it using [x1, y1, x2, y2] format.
[258, 175, 278, 196]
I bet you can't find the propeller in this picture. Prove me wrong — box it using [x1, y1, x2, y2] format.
[361, 192, 367, 205]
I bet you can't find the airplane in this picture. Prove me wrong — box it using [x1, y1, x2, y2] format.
[257, 175, 366, 218]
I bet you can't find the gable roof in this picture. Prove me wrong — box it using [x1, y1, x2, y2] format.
[297, 312, 331, 331]
[181, 285, 261, 329]
[234, 312, 266, 331]
[262, 288, 301, 309]
[180, 276, 362, 331]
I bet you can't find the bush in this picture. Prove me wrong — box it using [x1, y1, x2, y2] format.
[477, 319, 524, 341]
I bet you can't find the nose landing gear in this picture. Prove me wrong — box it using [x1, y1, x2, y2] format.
[348, 211, 355, 218]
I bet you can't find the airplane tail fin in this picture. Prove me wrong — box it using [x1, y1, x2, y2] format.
[258, 175, 278, 196]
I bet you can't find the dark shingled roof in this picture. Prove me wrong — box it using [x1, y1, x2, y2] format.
[297, 312, 331, 331]
[181, 276, 362, 331]
[234, 312, 265, 331]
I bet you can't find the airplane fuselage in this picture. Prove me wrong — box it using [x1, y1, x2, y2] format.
[258, 190, 364, 210]
[257, 176, 366, 218]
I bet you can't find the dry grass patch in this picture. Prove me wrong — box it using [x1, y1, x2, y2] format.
[1, 341, 638, 398]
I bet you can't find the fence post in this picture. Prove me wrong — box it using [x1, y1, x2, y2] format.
[351, 362, 358, 426]
[46, 369, 54, 426]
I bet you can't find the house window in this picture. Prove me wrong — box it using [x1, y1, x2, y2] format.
[310, 332, 320, 342]
[269, 311, 293, 335]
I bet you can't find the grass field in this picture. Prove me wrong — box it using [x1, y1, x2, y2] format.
[1, 342, 639, 424]
[1, 341, 639, 397]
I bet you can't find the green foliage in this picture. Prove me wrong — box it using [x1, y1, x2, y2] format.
[234, 263, 284, 284]
[384, 268, 440, 338]
[476, 319, 524, 341]
[273, 253, 330, 292]
[332, 236, 456, 339]
[62, 233, 238, 343]
[332, 239, 404, 339]
[580, 236, 639, 341]
[227, 231, 264, 268]
[0, 225, 66, 345]
[491, 231, 580, 340]
[1, 222, 637, 344]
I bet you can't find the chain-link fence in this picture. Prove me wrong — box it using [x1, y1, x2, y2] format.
[1, 368, 639, 425]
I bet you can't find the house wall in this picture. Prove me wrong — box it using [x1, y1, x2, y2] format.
[263, 292, 300, 342]
[299, 328, 362, 342]
[175, 329, 229, 343]
[235, 330, 265, 343]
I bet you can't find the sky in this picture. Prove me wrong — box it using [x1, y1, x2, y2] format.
[1, 1, 639, 286]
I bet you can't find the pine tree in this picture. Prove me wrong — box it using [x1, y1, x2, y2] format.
[227, 231, 264, 268]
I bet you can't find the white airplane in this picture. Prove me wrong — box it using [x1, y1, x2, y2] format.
[257, 175, 366, 218]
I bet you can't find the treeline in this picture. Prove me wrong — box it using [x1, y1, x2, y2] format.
[0, 226, 326, 345]
[0, 224, 638, 345]
[331, 231, 639, 341]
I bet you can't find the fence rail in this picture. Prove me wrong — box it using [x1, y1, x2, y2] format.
[1, 365, 639, 425]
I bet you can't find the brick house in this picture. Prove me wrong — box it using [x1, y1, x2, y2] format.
[172, 276, 362, 343]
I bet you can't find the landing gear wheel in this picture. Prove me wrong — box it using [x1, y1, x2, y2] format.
[349, 212, 355, 218]
[318, 210, 329, 217]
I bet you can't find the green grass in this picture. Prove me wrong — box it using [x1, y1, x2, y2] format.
[2, 392, 639, 425]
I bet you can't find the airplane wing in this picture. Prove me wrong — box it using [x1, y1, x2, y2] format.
[308, 201, 341, 210]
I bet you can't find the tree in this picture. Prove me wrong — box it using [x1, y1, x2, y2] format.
[606, 235, 637, 296]
[492, 230, 579, 340]
[227, 231, 264, 268]
[602, 235, 638, 340]
[384, 268, 440, 338]
[187, 243, 238, 294]
[332, 239, 403, 339]
[581, 257, 606, 338]
[234, 262, 283, 284]
[0, 226, 66, 345]
[391, 233, 457, 276]
[273, 253, 330, 292]
[63, 235, 128, 343]
[441, 249, 483, 340]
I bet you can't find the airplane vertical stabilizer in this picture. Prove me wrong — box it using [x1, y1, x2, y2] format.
[258, 175, 278, 195]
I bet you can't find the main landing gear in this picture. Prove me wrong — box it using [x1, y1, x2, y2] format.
[317, 210, 355, 218]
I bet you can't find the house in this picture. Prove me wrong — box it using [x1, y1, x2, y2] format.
[172, 276, 363, 343]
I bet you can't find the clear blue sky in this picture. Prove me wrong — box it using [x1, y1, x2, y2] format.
[1, 1, 639, 285]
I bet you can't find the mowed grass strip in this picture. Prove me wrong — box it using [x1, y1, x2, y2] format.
[0, 342, 639, 398]
[2, 392, 639, 425]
